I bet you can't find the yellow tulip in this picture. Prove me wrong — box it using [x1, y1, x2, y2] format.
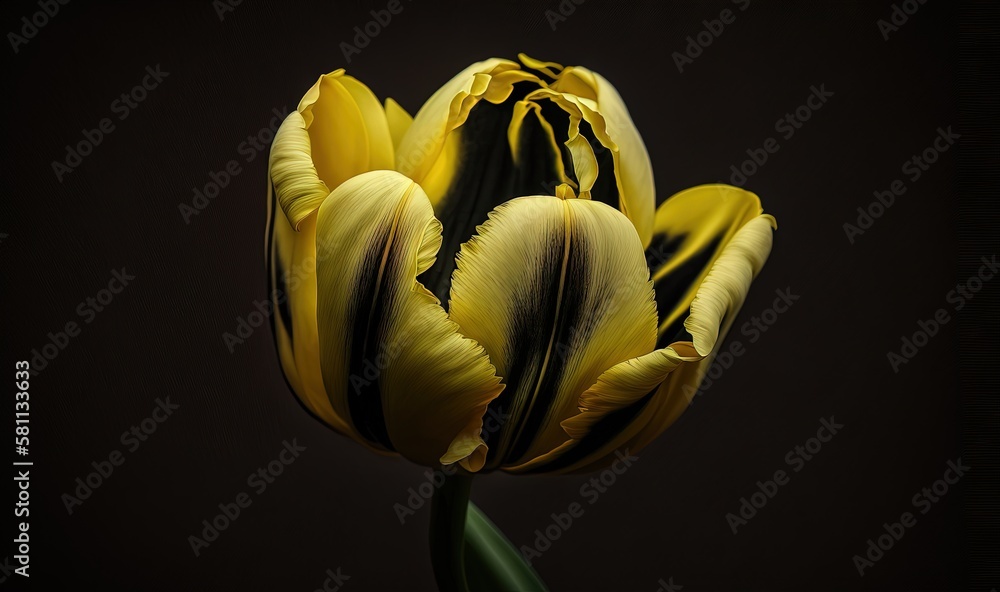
[266, 54, 776, 478]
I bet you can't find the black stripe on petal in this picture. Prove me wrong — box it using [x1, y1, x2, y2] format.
[419, 83, 561, 305]
[508, 233, 588, 464]
[480, 217, 589, 467]
[647, 233, 721, 349]
[272, 247, 294, 344]
[578, 119, 620, 211]
[521, 388, 657, 474]
[344, 223, 399, 451]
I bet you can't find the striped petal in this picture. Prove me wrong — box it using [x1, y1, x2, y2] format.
[646, 184, 765, 347]
[269, 70, 394, 229]
[314, 170, 503, 471]
[508, 213, 775, 474]
[396, 58, 537, 187]
[393, 59, 566, 302]
[626, 214, 776, 454]
[448, 196, 658, 471]
[267, 182, 357, 439]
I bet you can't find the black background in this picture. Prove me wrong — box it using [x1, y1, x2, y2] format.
[3, 0, 994, 590]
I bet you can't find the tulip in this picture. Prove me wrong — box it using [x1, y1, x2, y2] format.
[266, 54, 775, 591]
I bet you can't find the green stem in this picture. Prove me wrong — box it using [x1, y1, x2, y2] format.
[429, 472, 474, 592]
[465, 503, 548, 592]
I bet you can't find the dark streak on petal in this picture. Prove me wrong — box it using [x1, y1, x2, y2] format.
[345, 223, 398, 451]
[523, 388, 657, 474]
[479, 217, 589, 467]
[273, 245, 294, 345]
[578, 119, 620, 211]
[507, 230, 589, 465]
[646, 234, 721, 349]
[420, 83, 561, 305]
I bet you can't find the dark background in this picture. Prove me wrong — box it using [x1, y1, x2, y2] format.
[2, 0, 993, 590]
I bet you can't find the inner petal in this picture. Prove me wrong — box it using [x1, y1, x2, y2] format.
[418, 84, 567, 303]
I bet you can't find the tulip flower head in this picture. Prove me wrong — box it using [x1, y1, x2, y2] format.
[266, 54, 775, 476]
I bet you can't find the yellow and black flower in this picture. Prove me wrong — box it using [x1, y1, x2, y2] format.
[266, 54, 775, 476]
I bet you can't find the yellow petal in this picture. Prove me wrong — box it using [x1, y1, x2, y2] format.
[313, 170, 503, 470]
[507, 100, 573, 189]
[449, 196, 657, 470]
[269, 112, 330, 230]
[647, 184, 765, 346]
[534, 65, 656, 246]
[395, 58, 534, 188]
[508, 212, 775, 474]
[517, 53, 565, 79]
[384, 97, 413, 153]
[270, 70, 394, 229]
[626, 214, 776, 454]
[395, 59, 568, 303]
[266, 182, 356, 438]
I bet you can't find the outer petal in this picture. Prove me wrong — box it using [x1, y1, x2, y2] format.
[627, 214, 776, 455]
[448, 196, 657, 470]
[509, 213, 775, 474]
[269, 70, 394, 229]
[646, 184, 765, 346]
[314, 170, 503, 471]
[267, 182, 356, 438]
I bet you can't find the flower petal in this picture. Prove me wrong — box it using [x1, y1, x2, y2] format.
[448, 196, 657, 470]
[396, 58, 534, 187]
[267, 182, 356, 438]
[527, 64, 657, 247]
[626, 213, 776, 454]
[384, 97, 413, 153]
[314, 170, 503, 470]
[508, 213, 775, 474]
[270, 70, 393, 229]
[269, 112, 330, 230]
[646, 184, 765, 347]
[395, 59, 567, 302]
